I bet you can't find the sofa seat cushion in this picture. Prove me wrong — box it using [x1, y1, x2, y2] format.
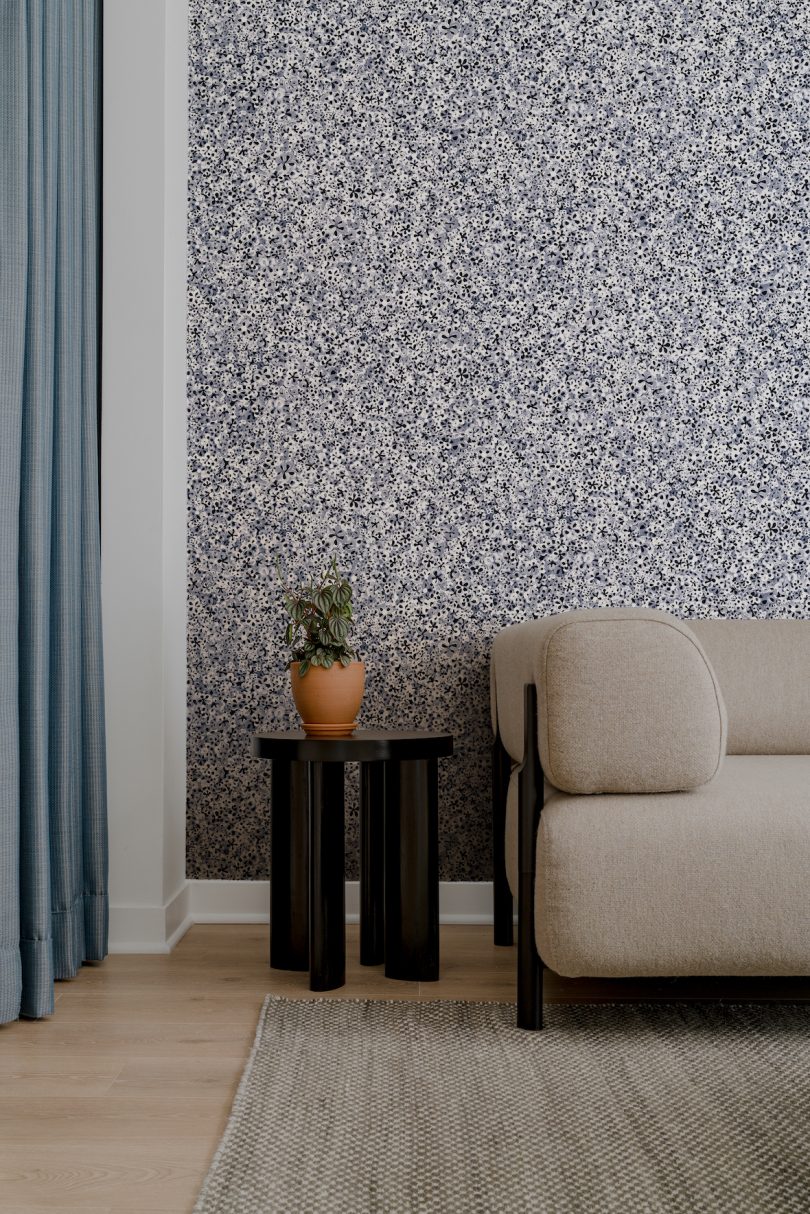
[535, 756, 810, 978]
[492, 608, 727, 795]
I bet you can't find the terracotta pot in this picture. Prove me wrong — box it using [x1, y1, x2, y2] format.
[290, 660, 365, 736]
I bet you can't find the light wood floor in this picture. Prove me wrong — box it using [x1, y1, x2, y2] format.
[0, 924, 510, 1213]
[1, 923, 809, 1213]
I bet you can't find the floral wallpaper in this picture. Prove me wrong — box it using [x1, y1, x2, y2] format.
[187, 0, 810, 880]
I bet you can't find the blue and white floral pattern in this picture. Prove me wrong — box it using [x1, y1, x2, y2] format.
[188, 0, 810, 880]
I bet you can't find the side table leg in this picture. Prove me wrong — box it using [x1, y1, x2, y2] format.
[360, 762, 385, 966]
[385, 758, 439, 981]
[270, 760, 309, 970]
[309, 761, 346, 991]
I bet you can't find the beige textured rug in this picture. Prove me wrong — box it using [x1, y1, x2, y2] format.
[195, 996, 810, 1213]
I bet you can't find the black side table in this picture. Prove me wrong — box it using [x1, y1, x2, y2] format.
[251, 730, 454, 991]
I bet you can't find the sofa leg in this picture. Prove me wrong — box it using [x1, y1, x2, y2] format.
[492, 733, 513, 946]
[518, 945, 543, 1031]
[517, 827, 543, 1029]
[517, 683, 543, 1030]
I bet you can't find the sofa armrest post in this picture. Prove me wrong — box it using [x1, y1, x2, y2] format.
[517, 683, 543, 1030]
[492, 730, 514, 946]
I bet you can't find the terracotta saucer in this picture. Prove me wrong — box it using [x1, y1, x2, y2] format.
[302, 721, 359, 738]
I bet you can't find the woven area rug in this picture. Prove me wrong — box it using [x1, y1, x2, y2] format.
[195, 996, 810, 1213]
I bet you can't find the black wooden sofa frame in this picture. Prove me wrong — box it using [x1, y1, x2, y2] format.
[493, 683, 544, 1030]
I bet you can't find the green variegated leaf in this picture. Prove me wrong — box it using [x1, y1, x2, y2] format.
[280, 561, 359, 673]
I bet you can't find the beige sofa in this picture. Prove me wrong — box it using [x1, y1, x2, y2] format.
[490, 609, 810, 1029]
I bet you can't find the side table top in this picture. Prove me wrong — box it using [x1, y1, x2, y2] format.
[252, 729, 454, 763]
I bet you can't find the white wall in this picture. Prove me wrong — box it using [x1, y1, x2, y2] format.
[162, 0, 190, 938]
[101, 1, 494, 949]
[102, 0, 188, 951]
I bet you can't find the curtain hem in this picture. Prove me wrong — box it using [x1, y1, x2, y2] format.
[0, 947, 23, 1025]
[16, 891, 108, 1019]
[51, 890, 109, 980]
[19, 936, 54, 1019]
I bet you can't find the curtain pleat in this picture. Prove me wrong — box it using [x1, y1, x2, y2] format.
[78, 0, 108, 968]
[18, 0, 58, 1018]
[0, 0, 28, 1028]
[1, 0, 107, 1024]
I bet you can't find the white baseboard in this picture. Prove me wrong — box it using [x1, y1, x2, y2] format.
[165, 882, 192, 951]
[109, 879, 495, 954]
[109, 881, 192, 954]
[108, 904, 170, 953]
[188, 878, 269, 922]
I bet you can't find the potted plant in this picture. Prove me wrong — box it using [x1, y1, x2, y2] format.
[277, 556, 365, 736]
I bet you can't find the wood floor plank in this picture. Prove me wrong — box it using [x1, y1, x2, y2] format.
[0, 1151, 205, 1211]
[109, 1055, 244, 1098]
[0, 1113, 225, 1148]
[0, 1095, 229, 1127]
[0, 1055, 123, 1099]
[2, 1021, 258, 1059]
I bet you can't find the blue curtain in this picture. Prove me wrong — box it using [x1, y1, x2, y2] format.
[0, 0, 107, 1024]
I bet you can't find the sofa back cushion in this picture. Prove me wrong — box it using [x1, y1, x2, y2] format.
[688, 620, 810, 754]
[539, 611, 726, 793]
[492, 608, 727, 795]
